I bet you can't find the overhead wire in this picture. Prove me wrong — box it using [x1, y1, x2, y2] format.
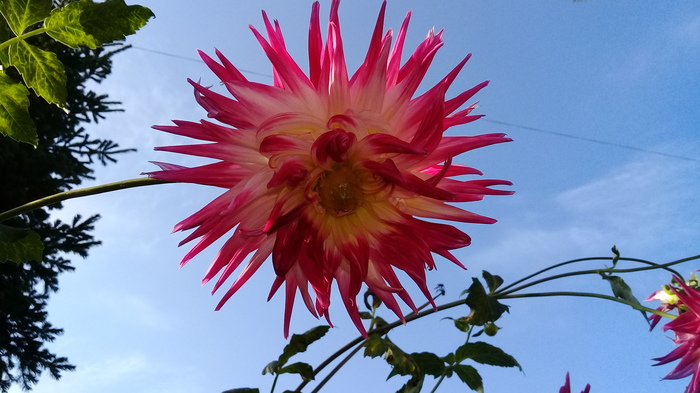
[130, 45, 700, 164]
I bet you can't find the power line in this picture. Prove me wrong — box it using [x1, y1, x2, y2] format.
[130, 45, 700, 164]
[484, 119, 700, 164]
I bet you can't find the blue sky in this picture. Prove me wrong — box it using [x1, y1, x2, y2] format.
[9, 1, 700, 392]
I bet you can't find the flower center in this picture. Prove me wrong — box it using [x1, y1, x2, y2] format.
[317, 165, 364, 217]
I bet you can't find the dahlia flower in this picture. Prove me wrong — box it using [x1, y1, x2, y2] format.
[148, 0, 512, 337]
[559, 373, 591, 393]
[653, 277, 700, 393]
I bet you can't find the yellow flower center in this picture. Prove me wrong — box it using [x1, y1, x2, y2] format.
[317, 164, 364, 217]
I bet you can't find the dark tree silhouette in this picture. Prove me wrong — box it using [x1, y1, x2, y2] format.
[0, 14, 134, 391]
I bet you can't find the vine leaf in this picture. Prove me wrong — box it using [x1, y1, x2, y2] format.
[462, 278, 510, 326]
[0, 0, 52, 36]
[277, 325, 329, 366]
[0, 72, 36, 145]
[452, 364, 483, 393]
[455, 341, 521, 371]
[0, 224, 44, 262]
[8, 40, 66, 106]
[278, 362, 314, 381]
[45, 0, 154, 49]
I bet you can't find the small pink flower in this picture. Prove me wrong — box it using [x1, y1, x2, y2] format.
[148, 0, 512, 337]
[654, 277, 700, 393]
[559, 373, 591, 393]
[647, 285, 680, 330]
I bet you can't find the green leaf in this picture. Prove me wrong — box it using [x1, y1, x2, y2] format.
[411, 352, 445, 378]
[0, 71, 36, 145]
[364, 334, 388, 358]
[261, 360, 279, 376]
[0, 224, 43, 262]
[277, 325, 329, 366]
[9, 40, 66, 106]
[0, 0, 51, 35]
[463, 278, 510, 326]
[385, 341, 415, 379]
[455, 341, 521, 371]
[221, 389, 260, 393]
[482, 270, 504, 293]
[45, 0, 154, 49]
[452, 364, 483, 393]
[278, 362, 314, 381]
[396, 374, 423, 393]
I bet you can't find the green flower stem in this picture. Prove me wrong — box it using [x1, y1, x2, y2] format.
[0, 177, 170, 222]
[0, 28, 49, 53]
[293, 298, 468, 393]
[499, 291, 676, 319]
[309, 342, 364, 393]
[269, 373, 280, 393]
[496, 255, 700, 298]
[498, 256, 686, 294]
[429, 372, 448, 393]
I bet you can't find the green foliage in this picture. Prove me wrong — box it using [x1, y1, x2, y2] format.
[259, 325, 329, 387]
[0, 0, 51, 36]
[8, 40, 66, 105]
[462, 276, 510, 326]
[455, 342, 521, 371]
[600, 273, 648, 323]
[277, 325, 329, 366]
[0, 224, 42, 262]
[0, 3, 137, 387]
[0, 72, 35, 145]
[0, 0, 153, 145]
[452, 365, 483, 393]
[45, 0, 154, 49]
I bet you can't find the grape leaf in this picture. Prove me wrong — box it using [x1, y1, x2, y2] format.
[455, 341, 521, 371]
[0, 0, 51, 35]
[0, 71, 36, 145]
[453, 364, 483, 393]
[45, 0, 154, 49]
[0, 224, 43, 262]
[9, 40, 66, 106]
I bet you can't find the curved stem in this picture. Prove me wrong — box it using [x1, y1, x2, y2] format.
[500, 291, 676, 319]
[309, 342, 364, 393]
[496, 255, 700, 298]
[498, 256, 686, 294]
[0, 177, 170, 222]
[293, 298, 467, 392]
[429, 372, 447, 393]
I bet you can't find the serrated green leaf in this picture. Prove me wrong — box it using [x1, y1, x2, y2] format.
[0, 224, 43, 262]
[364, 334, 388, 358]
[221, 389, 260, 393]
[396, 374, 423, 393]
[261, 360, 279, 376]
[482, 270, 504, 293]
[464, 278, 510, 326]
[385, 341, 415, 379]
[411, 352, 445, 378]
[455, 341, 521, 371]
[277, 325, 329, 366]
[45, 0, 154, 49]
[0, 0, 51, 35]
[9, 40, 66, 106]
[0, 71, 36, 145]
[453, 364, 483, 393]
[278, 362, 314, 381]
